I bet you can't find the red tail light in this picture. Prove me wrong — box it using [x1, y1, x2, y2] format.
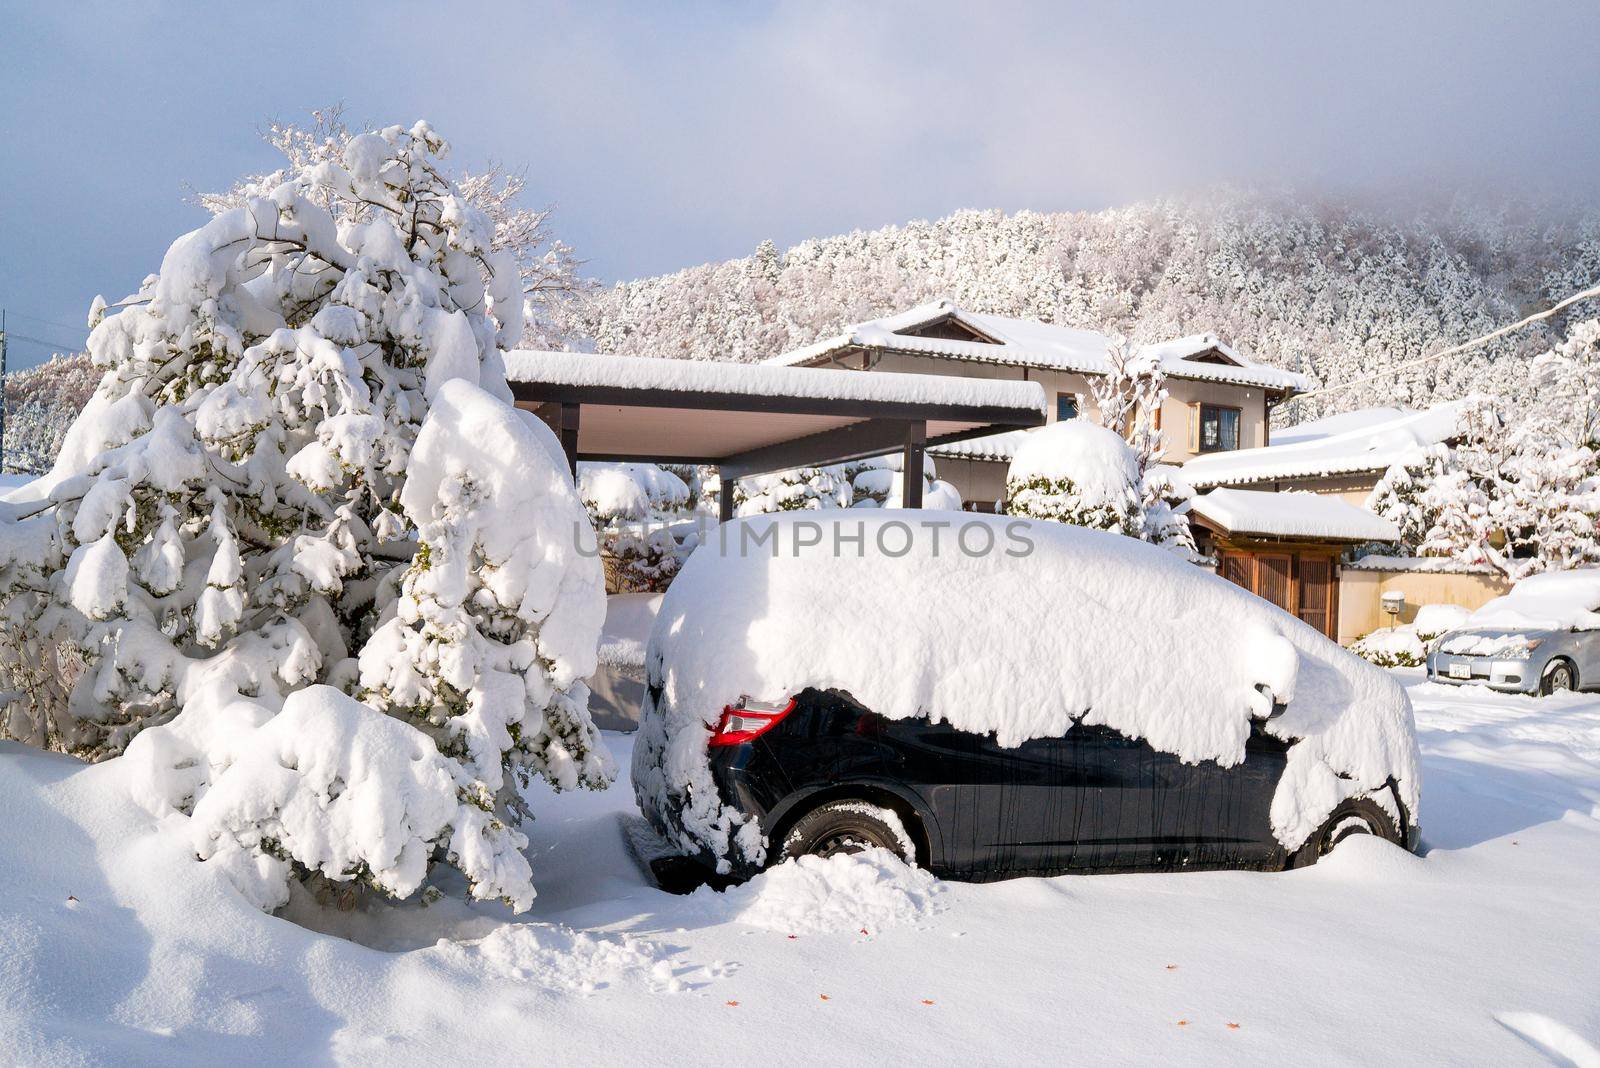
[708, 696, 795, 747]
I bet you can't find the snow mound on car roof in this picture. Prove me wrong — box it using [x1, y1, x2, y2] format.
[633, 513, 1418, 869]
[1467, 568, 1600, 632]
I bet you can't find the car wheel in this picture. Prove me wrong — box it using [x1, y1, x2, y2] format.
[1288, 797, 1402, 869]
[778, 801, 915, 865]
[1541, 660, 1576, 696]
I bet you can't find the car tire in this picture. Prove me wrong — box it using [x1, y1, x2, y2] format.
[778, 801, 915, 866]
[1541, 659, 1577, 696]
[1288, 797, 1402, 869]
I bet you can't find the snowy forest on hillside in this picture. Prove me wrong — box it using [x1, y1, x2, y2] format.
[10, 190, 1600, 474]
[559, 193, 1600, 423]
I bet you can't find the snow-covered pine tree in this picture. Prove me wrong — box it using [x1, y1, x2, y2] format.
[1005, 421, 1144, 535]
[1418, 397, 1512, 572]
[357, 381, 611, 886]
[0, 121, 605, 913]
[1088, 334, 1196, 555]
[2, 353, 98, 475]
[1367, 444, 1456, 555]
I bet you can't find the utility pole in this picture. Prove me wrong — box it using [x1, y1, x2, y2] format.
[0, 309, 7, 475]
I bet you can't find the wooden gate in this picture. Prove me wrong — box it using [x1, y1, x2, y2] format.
[1297, 557, 1334, 637]
[1213, 550, 1339, 640]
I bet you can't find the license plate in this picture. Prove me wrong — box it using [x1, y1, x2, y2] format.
[1448, 663, 1471, 680]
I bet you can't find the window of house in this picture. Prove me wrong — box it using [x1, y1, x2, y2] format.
[1198, 404, 1241, 452]
[1056, 393, 1079, 422]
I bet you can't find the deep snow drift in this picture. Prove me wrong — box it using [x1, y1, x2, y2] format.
[633, 512, 1417, 870]
[1, 675, 1597, 1066]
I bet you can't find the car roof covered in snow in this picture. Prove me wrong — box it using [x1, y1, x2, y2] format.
[1467, 568, 1600, 632]
[765, 300, 1310, 394]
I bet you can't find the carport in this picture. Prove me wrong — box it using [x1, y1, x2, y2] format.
[504, 350, 1047, 520]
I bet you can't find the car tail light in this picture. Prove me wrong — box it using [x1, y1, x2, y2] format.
[708, 696, 795, 747]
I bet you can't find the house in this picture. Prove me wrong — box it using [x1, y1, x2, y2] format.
[1188, 488, 1401, 640]
[1178, 401, 1484, 641]
[768, 300, 1309, 509]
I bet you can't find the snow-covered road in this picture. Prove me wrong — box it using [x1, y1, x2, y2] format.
[2, 673, 1596, 1066]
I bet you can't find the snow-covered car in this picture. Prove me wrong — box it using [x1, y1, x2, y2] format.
[1426, 569, 1600, 695]
[631, 513, 1420, 883]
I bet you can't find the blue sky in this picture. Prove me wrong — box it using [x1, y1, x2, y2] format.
[3, 0, 1599, 368]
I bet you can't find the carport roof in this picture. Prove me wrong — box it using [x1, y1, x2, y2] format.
[503, 350, 1046, 479]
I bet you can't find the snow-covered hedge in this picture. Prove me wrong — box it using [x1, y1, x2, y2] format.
[1005, 421, 1143, 535]
[1349, 628, 1426, 668]
[0, 122, 608, 914]
[634, 513, 1419, 871]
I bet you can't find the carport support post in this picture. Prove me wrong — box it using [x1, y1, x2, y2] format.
[901, 420, 926, 508]
[559, 402, 580, 479]
[718, 467, 735, 523]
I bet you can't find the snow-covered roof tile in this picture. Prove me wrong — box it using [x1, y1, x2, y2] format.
[928, 429, 1030, 462]
[1191, 488, 1399, 542]
[766, 303, 1310, 393]
[504, 349, 1047, 413]
[1181, 401, 1470, 489]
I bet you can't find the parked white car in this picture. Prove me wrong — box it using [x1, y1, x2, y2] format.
[1427, 569, 1600, 695]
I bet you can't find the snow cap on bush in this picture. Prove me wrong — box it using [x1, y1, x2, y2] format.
[1005, 421, 1143, 535]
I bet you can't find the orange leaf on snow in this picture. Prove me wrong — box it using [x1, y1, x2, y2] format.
[1227, 1023, 1241, 1031]
[819, 994, 831, 1001]
[725, 1001, 739, 1007]
[921, 999, 935, 1006]
[1177, 1020, 1189, 1027]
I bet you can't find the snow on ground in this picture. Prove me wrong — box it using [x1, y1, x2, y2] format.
[2, 674, 1598, 1065]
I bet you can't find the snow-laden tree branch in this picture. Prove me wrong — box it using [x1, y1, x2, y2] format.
[191, 106, 597, 350]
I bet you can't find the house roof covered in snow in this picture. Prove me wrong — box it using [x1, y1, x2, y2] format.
[766, 300, 1311, 394]
[1181, 401, 1471, 490]
[1190, 488, 1400, 543]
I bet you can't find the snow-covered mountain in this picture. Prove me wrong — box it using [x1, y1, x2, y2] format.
[558, 190, 1600, 422]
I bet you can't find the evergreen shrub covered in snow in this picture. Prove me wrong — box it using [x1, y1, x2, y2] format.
[1349, 628, 1426, 668]
[579, 462, 695, 592]
[1005, 421, 1143, 536]
[0, 121, 607, 913]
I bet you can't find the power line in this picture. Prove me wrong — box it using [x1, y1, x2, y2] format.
[0, 308, 88, 336]
[1292, 278, 1600, 403]
[3, 331, 85, 353]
